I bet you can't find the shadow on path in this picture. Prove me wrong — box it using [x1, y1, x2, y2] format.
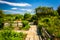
[36, 25, 42, 40]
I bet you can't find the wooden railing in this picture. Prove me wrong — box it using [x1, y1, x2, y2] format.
[41, 27, 52, 40]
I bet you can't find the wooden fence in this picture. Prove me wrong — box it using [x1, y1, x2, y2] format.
[41, 27, 52, 40]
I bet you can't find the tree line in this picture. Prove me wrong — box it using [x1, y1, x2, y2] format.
[0, 6, 60, 29]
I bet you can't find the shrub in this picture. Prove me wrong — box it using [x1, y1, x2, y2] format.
[38, 16, 60, 37]
[3, 26, 14, 30]
[0, 30, 26, 40]
[22, 20, 29, 27]
[21, 20, 30, 30]
[22, 24, 30, 30]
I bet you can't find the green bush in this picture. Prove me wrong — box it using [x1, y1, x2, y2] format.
[0, 18, 4, 29]
[22, 20, 29, 27]
[22, 20, 30, 30]
[3, 26, 14, 30]
[38, 16, 60, 37]
[0, 30, 26, 40]
[22, 24, 30, 30]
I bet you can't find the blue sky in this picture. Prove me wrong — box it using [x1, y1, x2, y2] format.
[0, 0, 60, 14]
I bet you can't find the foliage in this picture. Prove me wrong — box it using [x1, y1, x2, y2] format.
[24, 13, 32, 21]
[22, 24, 30, 30]
[22, 20, 29, 27]
[0, 10, 4, 18]
[57, 6, 60, 15]
[0, 6, 60, 39]
[15, 14, 24, 20]
[0, 30, 26, 40]
[53, 10, 59, 16]
[22, 20, 30, 30]
[35, 6, 60, 38]
[4, 14, 24, 27]
[3, 26, 14, 30]
[31, 14, 37, 22]
[0, 10, 4, 29]
[38, 16, 60, 37]
[35, 6, 58, 18]
[4, 14, 24, 21]
[4, 14, 15, 21]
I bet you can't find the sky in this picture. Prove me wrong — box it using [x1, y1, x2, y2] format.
[0, 0, 60, 14]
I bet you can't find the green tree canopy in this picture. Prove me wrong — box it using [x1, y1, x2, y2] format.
[31, 14, 37, 22]
[35, 6, 54, 17]
[0, 10, 4, 29]
[57, 6, 60, 15]
[15, 14, 24, 21]
[24, 13, 32, 21]
[0, 10, 4, 18]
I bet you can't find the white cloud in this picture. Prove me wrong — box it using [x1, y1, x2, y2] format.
[3, 10, 10, 12]
[3, 10, 22, 13]
[26, 9, 32, 12]
[0, 1, 32, 7]
[3, 10, 8, 12]
[20, 9, 35, 14]
[11, 8, 17, 10]
[3, 9, 35, 14]
[20, 9, 33, 12]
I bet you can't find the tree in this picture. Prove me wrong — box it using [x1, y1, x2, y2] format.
[57, 6, 60, 15]
[15, 14, 24, 27]
[22, 20, 29, 27]
[35, 6, 54, 17]
[22, 20, 30, 30]
[0, 10, 4, 18]
[8, 18, 13, 27]
[53, 10, 59, 16]
[0, 10, 4, 29]
[15, 14, 24, 21]
[24, 13, 32, 21]
[30, 14, 37, 21]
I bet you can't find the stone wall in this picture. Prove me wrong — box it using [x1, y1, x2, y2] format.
[4, 21, 23, 27]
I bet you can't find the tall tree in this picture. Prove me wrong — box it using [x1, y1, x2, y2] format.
[57, 6, 60, 15]
[31, 14, 37, 21]
[35, 6, 54, 17]
[24, 13, 32, 21]
[15, 14, 23, 20]
[0, 10, 4, 18]
[15, 14, 23, 27]
[0, 10, 4, 29]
